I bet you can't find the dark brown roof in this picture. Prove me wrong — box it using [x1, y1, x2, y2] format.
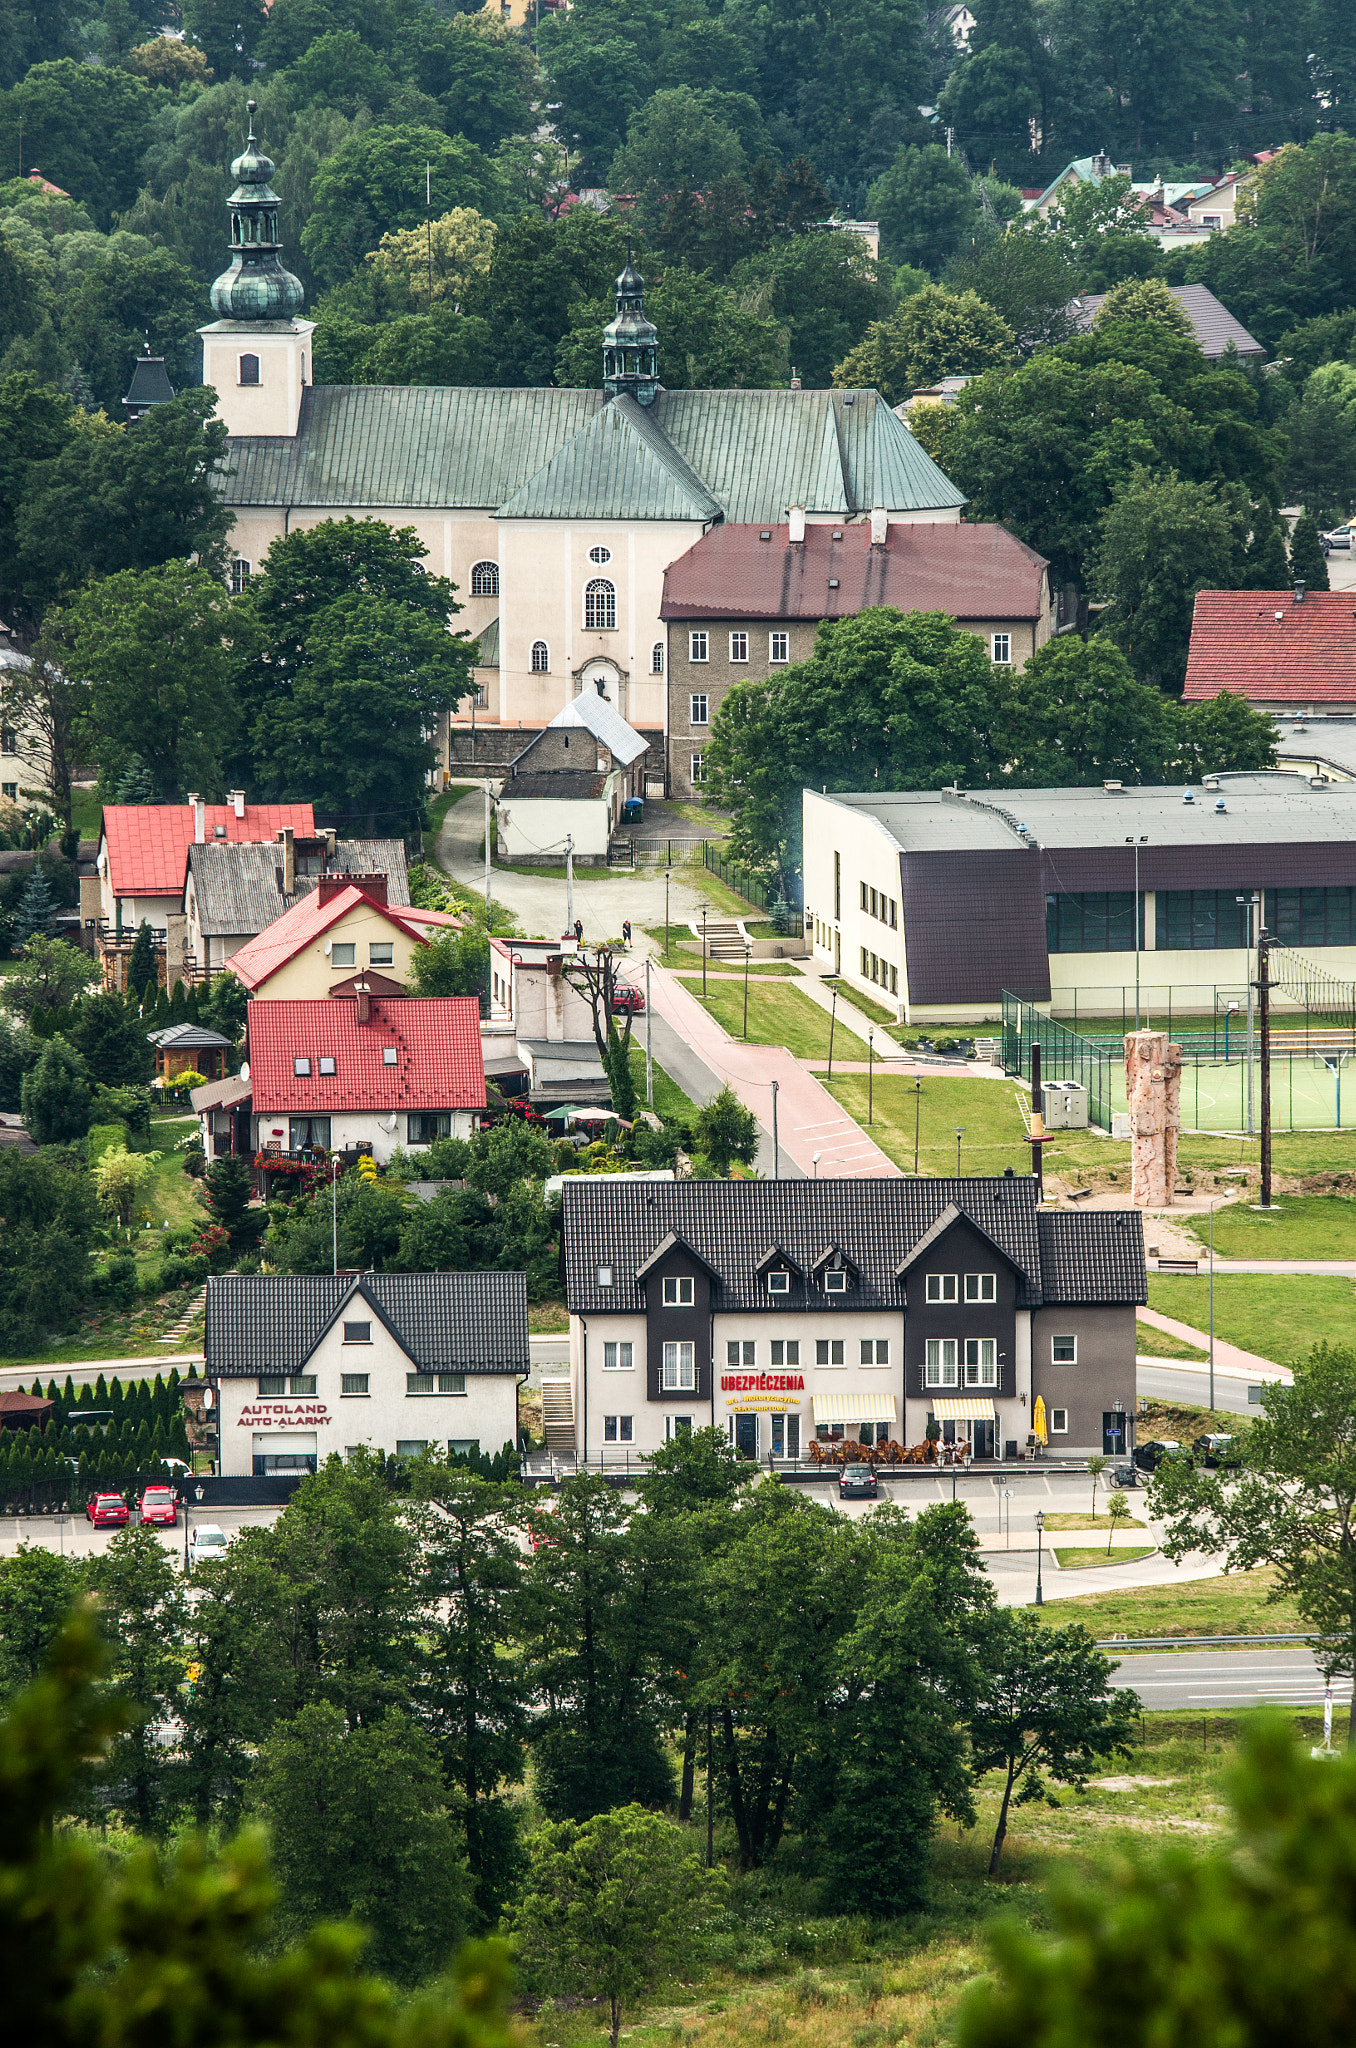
[660, 520, 1049, 623]
[503, 771, 610, 800]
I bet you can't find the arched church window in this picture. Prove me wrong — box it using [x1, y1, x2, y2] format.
[238, 354, 260, 385]
[651, 640, 664, 674]
[584, 579, 616, 630]
[471, 560, 499, 597]
[531, 641, 550, 672]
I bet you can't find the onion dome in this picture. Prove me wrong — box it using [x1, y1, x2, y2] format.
[209, 101, 304, 321]
[603, 247, 659, 408]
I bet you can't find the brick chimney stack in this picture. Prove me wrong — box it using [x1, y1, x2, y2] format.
[277, 825, 295, 895]
[355, 981, 371, 1023]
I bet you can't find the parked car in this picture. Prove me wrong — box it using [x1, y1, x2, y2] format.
[1324, 525, 1353, 551]
[1133, 1438, 1185, 1473]
[138, 1484, 178, 1527]
[187, 1522, 230, 1564]
[86, 1492, 129, 1527]
[838, 1463, 879, 1500]
[611, 983, 645, 1014]
[1192, 1432, 1239, 1467]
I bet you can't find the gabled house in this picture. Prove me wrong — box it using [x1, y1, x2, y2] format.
[205, 1270, 528, 1477]
[228, 874, 461, 999]
[1183, 585, 1356, 714]
[484, 933, 608, 1108]
[93, 792, 315, 989]
[497, 693, 651, 864]
[560, 1177, 1145, 1464]
[149, 1021, 233, 1082]
[247, 991, 486, 1164]
[1071, 283, 1264, 362]
[183, 832, 410, 973]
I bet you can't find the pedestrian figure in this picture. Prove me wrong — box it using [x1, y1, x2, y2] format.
[622, 919, 632, 948]
[574, 918, 583, 942]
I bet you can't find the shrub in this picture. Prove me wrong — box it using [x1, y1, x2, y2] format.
[86, 1121, 129, 1161]
[99, 1251, 138, 1309]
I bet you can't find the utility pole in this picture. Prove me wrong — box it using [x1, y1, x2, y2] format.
[913, 1077, 922, 1175]
[1030, 1041, 1044, 1199]
[742, 942, 751, 1039]
[484, 778, 492, 918]
[700, 900, 709, 997]
[664, 865, 672, 964]
[644, 954, 653, 1108]
[1208, 1200, 1215, 1413]
[770, 1077, 779, 1177]
[1238, 893, 1259, 1135]
[565, 832, 574, 934]
[1258, 922, 1272, 1208]
[867, 1026, 874, 1124]
[826, 982, 838, 1081]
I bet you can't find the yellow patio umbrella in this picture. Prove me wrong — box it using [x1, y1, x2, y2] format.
[1032, 1395, 1048, 1445]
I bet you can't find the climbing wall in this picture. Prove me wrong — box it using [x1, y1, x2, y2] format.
[1126, 1030, 1182, 1208]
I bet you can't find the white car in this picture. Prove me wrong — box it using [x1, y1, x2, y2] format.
[187, 1523, 230, 1565]
[1323, 525, 1352, 551]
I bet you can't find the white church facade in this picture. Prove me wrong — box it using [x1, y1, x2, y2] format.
[200, 107, 967, 752]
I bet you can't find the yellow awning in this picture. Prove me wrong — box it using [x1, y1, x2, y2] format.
[929, 1398, 996, 1422]
[811, 1392, 897, 1424]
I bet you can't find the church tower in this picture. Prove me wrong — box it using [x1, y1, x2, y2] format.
[198, 102, 314, 439]
[602, 252, 659, 407]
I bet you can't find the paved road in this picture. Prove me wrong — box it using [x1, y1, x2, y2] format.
[1110, 1647, 1353, 1710]
[1137, 1363, 1262, 1415]
[0, 1503, 280, 1563]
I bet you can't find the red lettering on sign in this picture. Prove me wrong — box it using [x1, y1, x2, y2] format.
[718, 1374, 804, 1394]
[238, 1403, 332, 1428]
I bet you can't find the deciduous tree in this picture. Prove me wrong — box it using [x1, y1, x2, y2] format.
[1089, 467, 1248, 692]
[833, 284, 1012, 402]
[867, 145, 981, 274]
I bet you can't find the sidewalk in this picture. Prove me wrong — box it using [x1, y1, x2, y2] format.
[1136, 1306, 1288, 1381]
[646, 965, 900, 1180]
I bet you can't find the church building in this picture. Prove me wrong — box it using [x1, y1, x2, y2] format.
[200, 107, 967, 756]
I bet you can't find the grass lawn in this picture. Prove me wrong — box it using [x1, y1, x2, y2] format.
[69, 787, 102, 840]
[679, 978, 872, 1062]
[1176, 1127, 1356, 1180]
[527, 1300, 569, 1333]
[1136, 1395, 1247, 1439]
[1179, 1194, 1356, 1259]
[1137, 1318, 1209, 1360]
[824, 1072, 1036, 1176]
[1039, 1564, 1302, 1637]
[835, 983, 903, 1031]
[1055, 1545, 1156, 1568]
[642, 926, 798, 973]
[1147, 1273, 1356, 1364]
[627, 1042, 699, 1120]
[1043, 1512, 1147, 1531]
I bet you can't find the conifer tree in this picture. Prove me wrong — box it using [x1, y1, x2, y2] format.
[12, 863, 58, 944]
[1290, 509, 1331, 591]
[170, 980, 187, 1023]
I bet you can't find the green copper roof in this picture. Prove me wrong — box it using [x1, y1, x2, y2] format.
[497, 394, 721, 521]
[223, 384, 965, 522]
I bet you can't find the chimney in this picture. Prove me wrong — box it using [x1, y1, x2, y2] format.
[1293, 581, 1306, 604]
[788, 505, 806, 545]
[355, 980, 370, 1024]
[231, 788, 246, 819]
[789, 366, 801, 391]
[870, 506, 888, 548]
[188, 793, 205, 844]
[358, 872, 387, 906]
[277, 825, 295, 895]
[325, 828, 337, 859]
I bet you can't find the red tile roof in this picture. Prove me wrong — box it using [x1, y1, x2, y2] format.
[660, 520, 1049, 622]
[248, 996, 486, 1114]
[102, 803, 315, 899]
[230, 885, 460, 991]
[1183, 589, 1356, 704]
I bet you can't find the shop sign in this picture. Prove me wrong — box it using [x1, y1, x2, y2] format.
[725, 1394, 799, 1410]
[720, 1373, 804, 1393]
[239, 1402, 331, 1428]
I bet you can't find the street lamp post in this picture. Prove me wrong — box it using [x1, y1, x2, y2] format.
[956, 1126, 964, 1175]
[645, 955, 653, 1107]
[826, 982, 838, 1081]
[913, 1077, 922, 1174]
[812, 1151, 821, 1178]
[770, 1077, 779, 1177]
[700, 899, 709, 998]
[1208, 1198, 1215, 1414]
[742, 942, 751, 1040]
[664, 866, 672, 964]
[1034, 1507, 1045, 1606]
[867, 1026, 874, 1124]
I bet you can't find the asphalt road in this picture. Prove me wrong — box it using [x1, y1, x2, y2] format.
[1136, 1364, 1260, 1415]
[1110, 1647, 1354, 1709]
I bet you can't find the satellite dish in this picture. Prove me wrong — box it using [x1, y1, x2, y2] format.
[240, 1061, 250, 1081]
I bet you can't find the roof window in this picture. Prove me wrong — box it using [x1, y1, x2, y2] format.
[214, 824, 227, 838]
[828, 578, 840, 589]
[294, 1057, 311, 1076]
[832, 530, 843, 540]
[382, 1046, 398, 1065]
[319, 1056, 336, 1075]
[597, 1264, 613, 1287]
[759, 530, 772, 541]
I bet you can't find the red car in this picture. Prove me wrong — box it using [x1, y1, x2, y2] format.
[86, 1492, 129, 1528]
[611, 984, 645, 1014]
[139, 1485, 179, 1528]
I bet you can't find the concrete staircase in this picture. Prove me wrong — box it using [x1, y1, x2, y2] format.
[540, 1377, 576, 1457]
[692, 917, 749, 961]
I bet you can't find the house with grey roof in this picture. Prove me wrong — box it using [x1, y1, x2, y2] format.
[183, 833, 409, 974]
[198, 111, 967, 758]
[205, 1269, 528, 1477]
[1071, 283, 1263, 362]
[559, 1176, 1144, 1465]
[497, 692, 650, 864]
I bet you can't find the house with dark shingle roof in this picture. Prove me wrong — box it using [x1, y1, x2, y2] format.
[660, 518, 1055, 798]
[206, 1270, 528, 1477]
[197, 112, 966, 759]
[559, 1176, 1144, 1464]
[183, 834, 411, 975]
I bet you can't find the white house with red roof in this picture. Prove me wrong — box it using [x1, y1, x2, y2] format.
[93, 791, 315, 984]
[230, 873, 461, 999]
[247, 992, 486, 1164]
[1183, 586, 1356, 717]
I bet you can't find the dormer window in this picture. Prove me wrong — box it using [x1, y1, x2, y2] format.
[824, 1270, 848, 1294]
[767, 1270, 790, 1294]
[663, 1276, 694, 1305]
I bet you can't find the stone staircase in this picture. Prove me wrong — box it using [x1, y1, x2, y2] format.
[692, 916, 749, 961]
[163, 1284, 208, 1346]
[540, 1377, 576, 1457]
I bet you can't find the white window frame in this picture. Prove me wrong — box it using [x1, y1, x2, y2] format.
[824, 1270, 848, 1293]
[663, 1275, 695, 1305]
[769, 630, 788, 664]
[860, 1339, 889, 1365]
[964, 1273, 996, 1302]
[1050, 1407, 1068, 1433]
[341, 1373, 370, 1396]
[531, 640, 550, 673]
[603, 1413, 634, 1442]
[342, 1320, 371, 1344]
[691, 751, 705, 783]
[963, 1338, 997, 1388]
[689, 630, 709, 662]
[925, 1274, 958, 1303]
[1051, 1334, 1078, 1363]
[588, 544, 612, 565]
[330, 943, 356, 969]
[992, 632, 1012, 665]
[584, 578, 616, 630]
[369, 942, 394, 966]
[603, 1341, 634, 1370]
[651, 640, 664, 673]
[230, 558, 251, 595]
[925, 1339, 959, 1387]
[662, 1341, 696, 1390]
[726, 1339, 756, 1366]
[470, 560, 499, 597]
[815, 1339, 846, 1366]
[689, 692, 709, 725]
[767, 1270, 790, 1294]
[729, 631, 749, 662]
[770, 1338, 800, 1365]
